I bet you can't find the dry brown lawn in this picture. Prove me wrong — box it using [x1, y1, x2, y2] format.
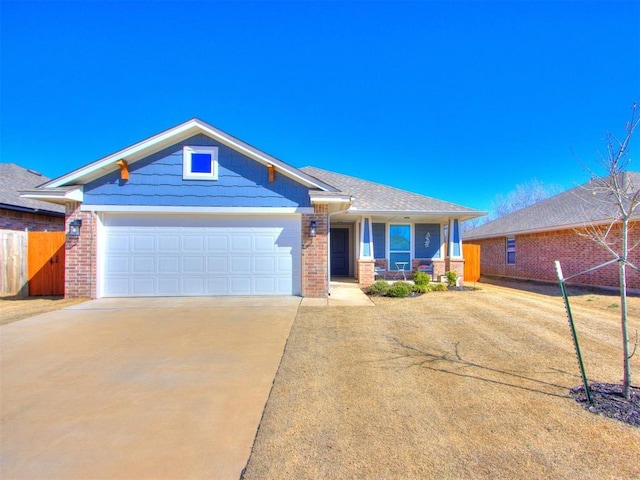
[243, 282, 640, 479]
[0, 296, 88, 325]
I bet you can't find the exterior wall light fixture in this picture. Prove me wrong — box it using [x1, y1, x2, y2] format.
[68, 219, 82, 237]
[309, 220, 317, 238]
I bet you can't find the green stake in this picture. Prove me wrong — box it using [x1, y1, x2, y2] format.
[555, 261, 592, 405]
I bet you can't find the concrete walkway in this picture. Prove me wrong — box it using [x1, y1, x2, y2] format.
[301, 279, 375, 307]
[0, 297, 299, 480]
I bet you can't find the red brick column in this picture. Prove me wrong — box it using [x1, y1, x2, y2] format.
[357, 259, 375, 287]
[65, 202, 97, 298]
[301, 205, 328, 297]
[445, 258, 465, 285]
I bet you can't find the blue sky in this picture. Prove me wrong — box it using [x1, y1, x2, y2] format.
[1, 0, 639, 213]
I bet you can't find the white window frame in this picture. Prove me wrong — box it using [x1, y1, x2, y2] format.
[182, 146, 219, 180]
[506, 237, 516, 265]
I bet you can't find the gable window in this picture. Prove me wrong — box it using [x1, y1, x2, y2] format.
[183, 146, 218, 180]
[506, 237, 516, 265]
[389, 224, 411, 270]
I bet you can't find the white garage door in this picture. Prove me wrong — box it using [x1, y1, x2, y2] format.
[100, 214, 301, 297]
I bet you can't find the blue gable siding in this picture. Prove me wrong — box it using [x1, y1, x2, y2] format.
[83, 134, 311, 207]
[415, 223, 441, 258]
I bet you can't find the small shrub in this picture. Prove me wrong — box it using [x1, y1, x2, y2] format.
[412, 284, 429, 294]
[413, 271, 430, 286]
[428, 283, 447, 292]
[367, 280, 390, 295]
[445, 270, 458, 287]
[387, 281, 412, 298]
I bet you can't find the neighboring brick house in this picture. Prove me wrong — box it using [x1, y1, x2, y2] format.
[22, 118, 483, 299]
[0, 164, 65, 231]
[464, 172, 640, 292]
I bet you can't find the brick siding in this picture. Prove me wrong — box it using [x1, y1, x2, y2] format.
[0, 208, 64, 232]
[357, 259, 375, 287]
[468, 222, 640, 291]
[301, 204, 329, 297]
[64, 203, 97, 298]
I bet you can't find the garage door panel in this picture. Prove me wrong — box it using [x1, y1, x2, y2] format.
[183, 236, 205, 252]
[105, 256, 130, 274]
[133, 235, 155, 252]
[132, 257, 154, 273]
[183, 257, 205, 273]
[206, 277, 228, 294]
[132, 278, 155, 296]
[158, 257, 180, 273]
[254, 277, 276, 294]
[207, 257, 228, 273]
[278, 256, 292, 272]
[104, 278, 130, 296]
[254, 256, 276, 273]
[101, 214, 300, 297]
[158, 278, 180, 295]
[230, 277, 251, 294]
[207, 236, 228, 251]
[108, 235, 130, 252]
[231, 236, 252, 252]
[229, 256, 250, 274]
[159, 235, 180, 252]
[184, 278, 206, 295]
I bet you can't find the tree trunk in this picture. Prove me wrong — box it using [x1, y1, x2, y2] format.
[620, 218, 631, 400]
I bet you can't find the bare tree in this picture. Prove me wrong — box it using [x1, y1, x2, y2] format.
[576, 102, 639, 400]
[462, 179, 562, 233]
[491, 178, 563, 219]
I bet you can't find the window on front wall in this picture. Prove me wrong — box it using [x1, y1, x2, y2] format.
[389, 224, 411, 270]
[183, 146, 219, 180]
[506, 237, 516, 265]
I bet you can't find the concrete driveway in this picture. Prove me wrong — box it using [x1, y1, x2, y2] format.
[0, 296, 300, 480]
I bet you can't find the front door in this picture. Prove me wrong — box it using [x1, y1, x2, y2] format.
[330, 228, 349, 276]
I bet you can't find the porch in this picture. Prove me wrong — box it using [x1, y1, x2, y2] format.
[328, 213, 466, 288]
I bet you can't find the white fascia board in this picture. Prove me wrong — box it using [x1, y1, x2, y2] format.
[309, 194, 353, 204]
[20, 187, 83, 204]
[80, 205, 314, 214]
[45, 118, 337, 192]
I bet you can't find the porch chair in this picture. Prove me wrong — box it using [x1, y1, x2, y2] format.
[417, 260, 434, 280]
[374, 266, 387, 280]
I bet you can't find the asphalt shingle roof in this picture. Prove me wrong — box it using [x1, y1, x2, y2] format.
[464, 172, 640, 239]
[0, 164, 65, 215]
[301, 166, 481, 215]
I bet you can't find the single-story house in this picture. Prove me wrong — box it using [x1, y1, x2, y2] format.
[464, 172, 640, 292]
[0, 164, 65, 231]
[22, 118, 483, 298]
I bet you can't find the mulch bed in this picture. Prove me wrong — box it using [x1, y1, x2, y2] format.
[570, 383, 640, 426]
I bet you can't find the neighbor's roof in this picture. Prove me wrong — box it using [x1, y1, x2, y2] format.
[464, 171, 640, 240]
[301, 166, 484, 218]
[0, 164, 65, 215]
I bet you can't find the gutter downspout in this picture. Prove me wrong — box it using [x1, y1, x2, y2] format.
[327, 200, 353, 296]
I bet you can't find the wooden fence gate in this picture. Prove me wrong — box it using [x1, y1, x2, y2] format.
[463, 243, 480, 283]
[1, 230, 28, 296]
[28, 231, 65, 296]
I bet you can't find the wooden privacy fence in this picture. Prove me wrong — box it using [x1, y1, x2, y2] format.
[28, 231, 66, 296]
[1, 230, 28, 296]
[463, 243, 481, 282]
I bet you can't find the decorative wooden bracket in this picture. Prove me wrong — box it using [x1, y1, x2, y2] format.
[116, 159, 129, 181]
[268, 164, 275, 183]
